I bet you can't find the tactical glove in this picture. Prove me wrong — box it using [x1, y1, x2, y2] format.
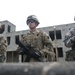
[18, 47, 25, 55]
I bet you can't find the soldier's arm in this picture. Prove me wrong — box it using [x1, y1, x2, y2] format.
[64, 28, 75, 47]
[0, 36, 7, 52]
[39, 31, 55, 61]
[43, 32, 54, 51]
[40, 31, 55, 56]
[64, 37, 73, 47]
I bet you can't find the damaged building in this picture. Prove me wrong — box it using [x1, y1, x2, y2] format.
[0, 20, 75, 63]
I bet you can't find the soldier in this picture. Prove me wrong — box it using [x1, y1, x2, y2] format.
[0, 25, 7, 62]
[63, 28, 75, 61]
[19, 15, 55, 62]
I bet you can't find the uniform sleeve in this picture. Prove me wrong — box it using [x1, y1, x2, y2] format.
[40, 31, 55, 61]
[42, 32, 54, 51]
[64, 35, 72, 47]
[0, 36, 7, 52]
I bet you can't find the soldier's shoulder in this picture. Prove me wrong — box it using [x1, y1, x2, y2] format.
[70, 28, 75, 31]
[68, 28, 75, 34]
[0, 34, 4, 37]
[39, 30, 49, 37]
[0, 34, 6, 39]
[22, 32, 30, 37]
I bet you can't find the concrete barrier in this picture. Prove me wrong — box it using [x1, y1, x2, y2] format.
[0, 62, 75, 75]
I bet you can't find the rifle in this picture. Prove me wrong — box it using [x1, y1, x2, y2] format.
[17, 40, 43, 62]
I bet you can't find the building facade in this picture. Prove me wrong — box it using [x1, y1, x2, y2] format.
[0, 20, 75, 63]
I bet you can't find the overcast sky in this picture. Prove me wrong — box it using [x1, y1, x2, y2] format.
[0, 0, 75, 31]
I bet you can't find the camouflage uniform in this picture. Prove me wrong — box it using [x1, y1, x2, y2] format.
[64, 28, 75, 61]
[0, 34, 7, 62]
[20, 30, 55, 62]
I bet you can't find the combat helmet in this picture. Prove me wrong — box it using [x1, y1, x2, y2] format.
[26, 15, 40, 25]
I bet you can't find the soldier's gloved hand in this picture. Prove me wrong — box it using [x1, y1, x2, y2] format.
[39, 49, 48, 57]
[18, 47, 25, 55]
[35, 51, 41, 57]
